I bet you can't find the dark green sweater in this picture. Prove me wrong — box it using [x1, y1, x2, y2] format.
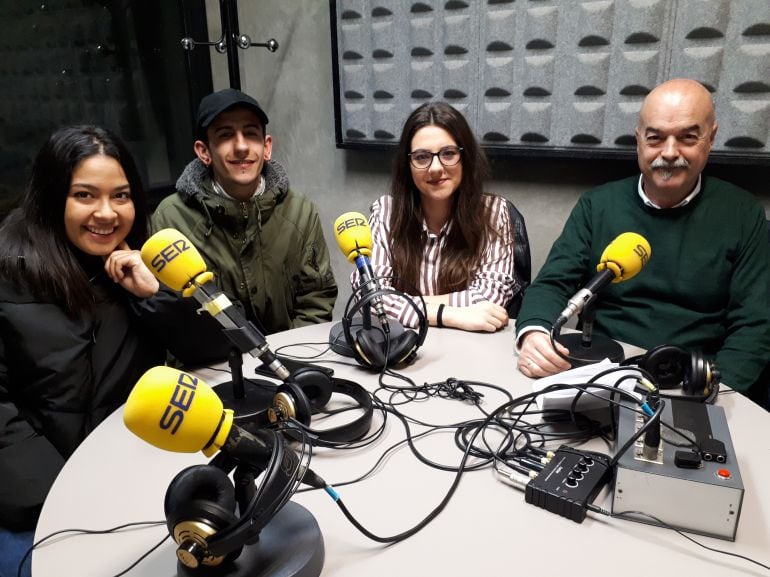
[517, 175, 770, 398]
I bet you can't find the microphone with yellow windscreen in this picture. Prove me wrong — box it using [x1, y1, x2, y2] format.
[596, 232, 651, 283]
[332, 212, 389, 332]
[140, 229, 290, 381]
[333, 212, 373, 262]
[140, 228, 213, 297]
[555, 232, 652, 330]
[123, 367, 326, 571]
[124, 366, 279, 467]
[552, 232, 652, 366]
[124, 366, 235, 457]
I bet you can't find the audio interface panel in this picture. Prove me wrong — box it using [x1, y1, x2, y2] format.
[612, 399, 743, 540]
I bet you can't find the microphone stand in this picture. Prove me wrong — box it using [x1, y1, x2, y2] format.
[175, 462, 325, 577]
[329, 289, 404, 357]
[216, 347, 277, 417]
[555, 299, 624, 366]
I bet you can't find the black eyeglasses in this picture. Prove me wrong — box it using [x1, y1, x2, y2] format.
[408, 146, 463, 169]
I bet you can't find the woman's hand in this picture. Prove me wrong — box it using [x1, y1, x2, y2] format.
[104, 241, 159, 298]
[517, 331, 571, 378]
[443, 301, 509, 332]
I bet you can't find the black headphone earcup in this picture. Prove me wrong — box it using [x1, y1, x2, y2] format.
[355, 329, 388, 368]
[683, 352, 708, 396]
[272, 382, 313, 427]
[290, 367, 333, 411]
[164, 465, 241, 567]
[389, 329, 419, 365]
[641, 345, 688, 388]
[355, 328, 420, 369]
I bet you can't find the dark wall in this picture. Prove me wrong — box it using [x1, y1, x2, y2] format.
[0, 0, 212, 218]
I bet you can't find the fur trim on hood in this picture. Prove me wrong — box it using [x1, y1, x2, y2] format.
[175, 158, 290, 203]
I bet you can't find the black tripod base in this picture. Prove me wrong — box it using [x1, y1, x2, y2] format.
[216, 379, 276, 418]
[177, 501, 324, 577]
[556, 333, 624, 367]
[328, 317, 405, 357]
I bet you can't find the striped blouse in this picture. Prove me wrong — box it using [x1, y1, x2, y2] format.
[352, 194, 516, 328]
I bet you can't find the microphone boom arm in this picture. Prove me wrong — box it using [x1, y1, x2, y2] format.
[189, 277, 290, 381]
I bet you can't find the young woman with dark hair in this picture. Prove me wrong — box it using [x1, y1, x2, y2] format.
[0, 125, 165, 577]
[361, 102, 516, 332]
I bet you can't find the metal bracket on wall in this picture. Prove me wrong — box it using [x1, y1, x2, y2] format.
[180, 0, 278, 89]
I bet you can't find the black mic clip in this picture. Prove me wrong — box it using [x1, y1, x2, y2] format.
[351, 275, 391, 333]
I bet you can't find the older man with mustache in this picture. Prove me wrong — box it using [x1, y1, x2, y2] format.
[515, 78, 770, 407]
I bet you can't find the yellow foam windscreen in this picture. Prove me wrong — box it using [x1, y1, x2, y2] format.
[333, 212, 373, 262]
[123, 366, 233, 457]
[597, 232, 652, 282]
[141, 229, 208, 292]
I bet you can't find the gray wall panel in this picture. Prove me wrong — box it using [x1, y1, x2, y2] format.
[332, 0, 770, 161]
[204, 0, 768, 319]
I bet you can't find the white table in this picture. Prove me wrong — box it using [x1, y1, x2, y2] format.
[33, 323, 770, 576]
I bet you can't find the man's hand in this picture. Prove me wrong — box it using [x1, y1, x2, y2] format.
[517, 331, 572, 378]
[104, 241, 160, 298]
[443, 301, 509, 332]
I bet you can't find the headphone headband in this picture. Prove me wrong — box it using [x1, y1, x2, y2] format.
[261, 373, 374, 448]
[164, 429, 301, 567]
[297, 377, 373, 446]
[622, 344, 720, 403]
[342, 283, 428, 369]
[343, 285, 427, 343]
[207, 432, 296, 555]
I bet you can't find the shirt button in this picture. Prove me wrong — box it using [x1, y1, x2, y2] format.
[232, 233, 238, 239]
[239, 283, 246, 290]
[250, 287, 258, 295]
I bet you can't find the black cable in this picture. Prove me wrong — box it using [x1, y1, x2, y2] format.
[296, 427, 441, 492]
[327, 372, 626, 543]
[273, 340, 336, 360]
[16, 521, 166, 577]
[549, 325, 580, 365]
[328, 413, 486, 544]
[609, 397, 664, 468]
[383, 405, 490, 472]
[375, 378, 518, 472]
[502, 380, 641, 443]
[111, 534, 171, 577]
[613, 510, 770, 571]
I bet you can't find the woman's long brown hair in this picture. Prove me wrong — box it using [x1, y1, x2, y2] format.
[389, 102, 494, 294]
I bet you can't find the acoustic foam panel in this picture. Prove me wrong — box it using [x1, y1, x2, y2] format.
[331, 0, 770, 162]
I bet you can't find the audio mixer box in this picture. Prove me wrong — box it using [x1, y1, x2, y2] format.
[612, 399, 743, 540]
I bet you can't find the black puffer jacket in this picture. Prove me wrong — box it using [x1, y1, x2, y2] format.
[0, 274, 164, 530]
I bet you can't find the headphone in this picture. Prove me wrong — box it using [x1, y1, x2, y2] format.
[341, 283, 428, 370]
[163, 429, 299, 569]
[245, 367, 375, 448]
[623, 345, 721, 403]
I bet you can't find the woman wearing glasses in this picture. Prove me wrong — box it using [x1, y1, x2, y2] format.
[363, 101, 515, 332]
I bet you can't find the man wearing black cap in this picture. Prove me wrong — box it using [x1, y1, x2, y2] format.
[151, 88, 338, 335]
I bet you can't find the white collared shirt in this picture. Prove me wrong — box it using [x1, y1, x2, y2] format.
[637, 174, 701, 209]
